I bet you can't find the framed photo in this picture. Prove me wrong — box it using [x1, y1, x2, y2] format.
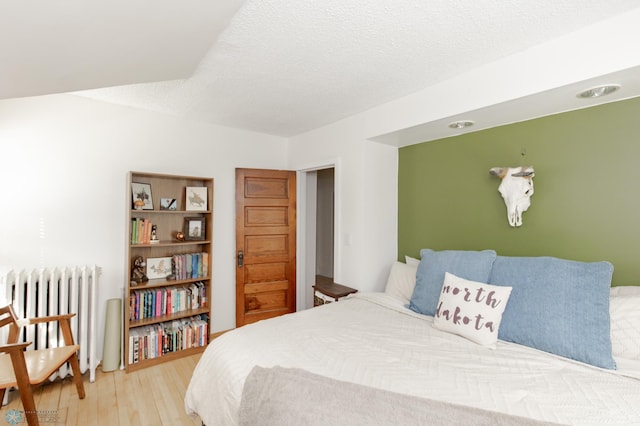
[184, 217, 205, 241]
[131, 183, 153, 210]
[146, 257, 172, 280]
[160, 198, 177, 211]
[186, 186, 208, 211]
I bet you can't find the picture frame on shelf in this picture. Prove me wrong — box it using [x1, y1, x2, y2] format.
[146, 256, 173, 280]
[184, 217, 205, 241]
[186, 186, 207, 211]
[131, 183, 154, 210]
[160, 198, 177, 210]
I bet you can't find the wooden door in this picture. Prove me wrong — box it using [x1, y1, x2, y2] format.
[236, 168, 296, 327]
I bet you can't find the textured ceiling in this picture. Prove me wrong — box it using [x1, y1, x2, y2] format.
[0, 0, 243, 99]
[3, 1, 640, 142]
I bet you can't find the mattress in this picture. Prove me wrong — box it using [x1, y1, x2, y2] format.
[184, 292, 640, 425]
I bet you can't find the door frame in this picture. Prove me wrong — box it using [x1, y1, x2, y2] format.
[296, 158, 341, 310]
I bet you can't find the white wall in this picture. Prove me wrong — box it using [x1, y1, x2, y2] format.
[0, 94, 288, 360]
[0, 92, 400, 365]
[289, 118, 398, 294]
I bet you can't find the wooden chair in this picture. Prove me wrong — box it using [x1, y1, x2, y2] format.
[0, 305, 85, 426]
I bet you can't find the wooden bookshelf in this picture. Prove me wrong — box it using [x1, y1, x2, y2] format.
[124, 171, 213, 371]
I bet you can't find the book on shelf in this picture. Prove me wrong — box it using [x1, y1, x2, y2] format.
[128, 314, 209, 365]
[170, 252, 207, 280]
[186, 254, 192, 278]
[129, 282, 206, 321]
[131, 218, 154, 244]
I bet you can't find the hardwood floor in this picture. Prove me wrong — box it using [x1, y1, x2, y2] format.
[1, 354, 202, 425]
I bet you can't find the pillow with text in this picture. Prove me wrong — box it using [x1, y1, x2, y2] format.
[433, 272, 512, 348]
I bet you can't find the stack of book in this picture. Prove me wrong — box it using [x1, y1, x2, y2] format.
[129, 282, 207, 321]
[128, 314, 209, 364]
[171, 252, 209, 279]
[131, 218, 153, 244]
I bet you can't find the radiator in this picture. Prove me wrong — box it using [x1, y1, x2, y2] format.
[1, 266, 99, 383]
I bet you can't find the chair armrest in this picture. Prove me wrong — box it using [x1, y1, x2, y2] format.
[27, 313, 75, 325]
[13, 313, 77, 346]
[0, 342, 31, 354]
[23, 313, 78, 346]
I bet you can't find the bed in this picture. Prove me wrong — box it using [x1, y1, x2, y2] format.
[185, 250, 640, 425]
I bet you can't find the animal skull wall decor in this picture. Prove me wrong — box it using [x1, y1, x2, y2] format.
[489, 166, 535, 227]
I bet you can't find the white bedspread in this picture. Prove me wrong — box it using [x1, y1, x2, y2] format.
[185, 293, 640, 425]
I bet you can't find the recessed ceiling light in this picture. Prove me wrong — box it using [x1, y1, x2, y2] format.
[577, 84, 620, 99]
[448, 120, 474, 129]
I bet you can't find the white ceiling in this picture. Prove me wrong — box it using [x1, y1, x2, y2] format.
[2, 1, 640, 144]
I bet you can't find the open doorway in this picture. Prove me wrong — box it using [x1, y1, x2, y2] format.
[315, 168, 334, 290]
[300, 165, 337, 310]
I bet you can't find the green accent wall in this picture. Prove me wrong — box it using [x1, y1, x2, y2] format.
[398, 96, 640, 285]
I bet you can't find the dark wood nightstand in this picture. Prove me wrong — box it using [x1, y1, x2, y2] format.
[313, 280, 358, 306]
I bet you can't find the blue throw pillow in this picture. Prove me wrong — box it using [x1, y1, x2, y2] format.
[489, 256, 615, 370]
[408, 249, 497, 316]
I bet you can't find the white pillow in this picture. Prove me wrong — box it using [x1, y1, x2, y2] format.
[384, 261, 418, 304]
[405, 256, 420, 267]
[433, 272, 512, 349]
[610, 286, 640, 297]
[610, 291, 640, 361]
